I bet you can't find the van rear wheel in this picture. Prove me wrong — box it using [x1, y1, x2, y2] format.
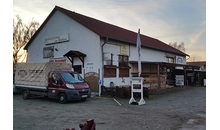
[58, 93, 67, 104]
[23, 90, 29, 100]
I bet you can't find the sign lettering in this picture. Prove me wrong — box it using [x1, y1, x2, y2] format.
[120, 46, 128, 55]
[45, 34, 69, 45]
[49, 58, 67, 63]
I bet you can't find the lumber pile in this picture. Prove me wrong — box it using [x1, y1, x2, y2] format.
[166, 85, 174, 89]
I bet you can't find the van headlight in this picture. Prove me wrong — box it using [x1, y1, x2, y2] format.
[66, 83, 75, 89]
[86, 83, 89, 88]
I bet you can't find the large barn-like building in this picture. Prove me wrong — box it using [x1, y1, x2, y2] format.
[25, 6, 192, 93]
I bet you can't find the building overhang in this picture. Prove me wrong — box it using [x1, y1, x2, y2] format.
[63, 50, 86, 67]
[129, 61, 199, 69]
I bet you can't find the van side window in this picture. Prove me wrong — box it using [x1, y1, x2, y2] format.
[52, 73, 63, 85]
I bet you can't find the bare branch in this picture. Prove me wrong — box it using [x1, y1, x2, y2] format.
[13, 15, 39, 70]
[168, 42, 186, 52]
[187, 55, 201, 62]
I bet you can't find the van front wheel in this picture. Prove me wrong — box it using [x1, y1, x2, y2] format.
[58, 93, 67, 104]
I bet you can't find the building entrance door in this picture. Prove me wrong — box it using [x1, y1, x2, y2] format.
[84, 70, 100, 92]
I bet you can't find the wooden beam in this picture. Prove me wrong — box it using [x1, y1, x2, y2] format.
[82, 57, 84, 68]
[193, 67, 195, 86]
[157, 64, 161, 88]
[66, 56, 74, 68]
[66, 56, 72, 63]
[184, 67, 187, 86]
[157, 64, 160, 75]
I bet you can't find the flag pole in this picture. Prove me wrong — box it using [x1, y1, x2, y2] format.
[129, 29, 145, 105]
[137, 29, 141, 77]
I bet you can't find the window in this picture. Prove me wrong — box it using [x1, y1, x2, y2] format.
[166, 57, 174, 63]
[104, 66, 117, 77]
[118, 55, 130, 77]
[118, 55, 128, 66]
[142, 64, 150, 73]
[142, 64, 157, 73]
[119, 67, 130, 77]
[73, 65, 82, 74]
[52, 73, 63, 85]
[104, 52, 117, 78]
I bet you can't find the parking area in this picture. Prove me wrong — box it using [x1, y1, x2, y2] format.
[13, 86, 206, 130]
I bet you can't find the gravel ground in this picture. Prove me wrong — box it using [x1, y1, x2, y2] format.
[13, 86, 206, 130]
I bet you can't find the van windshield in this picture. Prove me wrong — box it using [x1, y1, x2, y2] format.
[60, 73, 85, 84]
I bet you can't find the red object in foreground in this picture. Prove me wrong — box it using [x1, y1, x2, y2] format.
[66, 128, 75, 130]
[66, 119, 95, 130]
[79, 119, 96, 130]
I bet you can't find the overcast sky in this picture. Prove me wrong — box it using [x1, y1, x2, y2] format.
[13, 0, 206, 61]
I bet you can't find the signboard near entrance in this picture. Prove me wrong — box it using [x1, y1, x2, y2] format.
[176, 75, 184, 86]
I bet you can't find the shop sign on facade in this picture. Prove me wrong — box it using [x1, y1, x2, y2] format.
[104, 52, 111, 60]
[45, 34, 69, 45]
[176, 56, 184, 64]
[120, 46, 128, 55]
[86, 62, 94, 70]
[49, 57, 67, 63]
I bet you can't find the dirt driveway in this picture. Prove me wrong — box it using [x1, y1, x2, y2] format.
[13, 86, 206, 130]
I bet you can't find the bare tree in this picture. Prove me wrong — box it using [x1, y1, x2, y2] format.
[13, 15, 39, 71]
[169, 42, 185, 52]
[187, 55, 201, 62]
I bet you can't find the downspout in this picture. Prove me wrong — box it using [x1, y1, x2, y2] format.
[101, 37, 108, 86]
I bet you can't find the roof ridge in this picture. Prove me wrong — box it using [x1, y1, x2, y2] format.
[55, 6, 163, 40]
[55, 5, 104, 36]
[55, 6, 143, 37]
[55, 6, 188, 56]
[187, 61, 206, 63]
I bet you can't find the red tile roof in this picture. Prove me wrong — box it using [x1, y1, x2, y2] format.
[24, 6, 188, 56]
[187, 61, 206, 66]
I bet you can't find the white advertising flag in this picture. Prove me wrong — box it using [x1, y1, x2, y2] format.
[137, 29, 142, 77]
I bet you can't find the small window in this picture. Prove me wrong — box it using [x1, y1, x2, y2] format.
[73, 65, 82, 74]
[52, 73, 63, 85]
[104, 66, 117, 77]
[166, 57, 174, 63]
[119, 67, 130, 77]
[119, 55, 128, 66]
[118, 55, 129, 77]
